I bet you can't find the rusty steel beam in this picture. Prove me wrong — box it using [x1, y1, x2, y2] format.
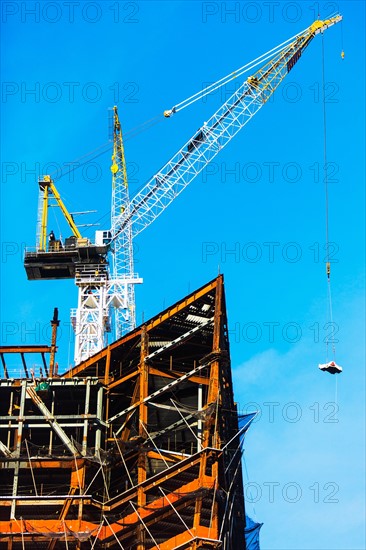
[0, 496, 90, 507]
[0, 458, 85, 469]
[145, 279, 218, 332]
[148, 366, 210, 386]
[0, 480, 215, 544]
[26, 385, 81, 456]
[144, 317, 213, 361]
[47, 486, 77, 550]
[107, 368, 139, 390]
[90, 449, 220, 511]
[0, 346, 52, 354]
[149, 528, 222, 550]
[109, 362, 210, 427]
[0, 353, 9, 378]
[63, 329, 142, 378]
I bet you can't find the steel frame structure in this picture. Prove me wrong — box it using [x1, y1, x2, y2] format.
[0, 276, 253, 549]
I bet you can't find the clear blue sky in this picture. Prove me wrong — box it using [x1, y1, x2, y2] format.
[1, 1, 365, 549]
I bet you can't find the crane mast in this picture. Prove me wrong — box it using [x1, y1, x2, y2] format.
[73, 107, 142, 364]
[24, 16, 342, 365]
[108, 107, 142, 340]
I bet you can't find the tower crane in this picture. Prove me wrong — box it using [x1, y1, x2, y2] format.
[24, 16, 342, 365]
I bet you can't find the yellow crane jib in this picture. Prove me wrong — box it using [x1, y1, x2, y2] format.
[309, 15, 343, 34]
[38, 175, 82, 252]
[164, 15, 342, 116]
[243, 15, 342, 103]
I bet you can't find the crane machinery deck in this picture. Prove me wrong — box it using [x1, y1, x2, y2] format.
[24, 175, 108, 280]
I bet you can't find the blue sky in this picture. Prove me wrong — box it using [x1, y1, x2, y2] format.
[1, 1, 365, 548]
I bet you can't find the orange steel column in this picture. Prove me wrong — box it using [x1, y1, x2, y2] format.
[49, 308, 59, 377]
[207, 277, 222, 539]
[10, 380, 27, 519]
[193, 277, 223, 541]
[137, 326, 149, 550]
[77, 464, 86, 533]
[104, 347, 111, 385]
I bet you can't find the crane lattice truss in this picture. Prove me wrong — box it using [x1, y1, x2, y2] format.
[117, 16, 341, 240]
[71, 265, 110, 363]
[102, 16, 341, 361]
[0, 276, 255, 549]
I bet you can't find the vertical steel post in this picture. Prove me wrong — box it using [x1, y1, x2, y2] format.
[49, 308, 60, 378]
[82, 379, 91, 456]
[95, 385, 104, 451]
[7, 389, 14, 449]
[197, 384, 203, 453]
[137, 326, 148, 550]
[48, 390, 55, 455]
[104, 348, 111, 385]
[11, 380, 27, 519]
[40, 184, 49, 251]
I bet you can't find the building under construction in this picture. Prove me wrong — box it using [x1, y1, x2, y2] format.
[1, 15, 345, 549]
[0, 276, 260, 549]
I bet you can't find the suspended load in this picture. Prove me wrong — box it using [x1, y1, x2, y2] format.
[318, 361, 342, 374]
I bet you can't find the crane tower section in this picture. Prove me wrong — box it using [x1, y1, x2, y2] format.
[108, 106, 143, 340]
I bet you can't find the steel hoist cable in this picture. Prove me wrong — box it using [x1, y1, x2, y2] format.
[321, 32, 337, 363]
[320, 32, 341, 400]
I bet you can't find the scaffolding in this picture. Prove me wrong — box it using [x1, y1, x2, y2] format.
[0, 276, 252, 549]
